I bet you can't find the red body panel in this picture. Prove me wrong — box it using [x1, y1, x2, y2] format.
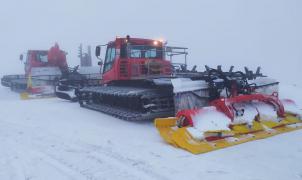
[102, 58, 171, 84]
[210, 94, 285, 120]
[24, 44, 68, 76]
[47, 44, 68, 69]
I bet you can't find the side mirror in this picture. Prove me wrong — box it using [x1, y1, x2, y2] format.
[19, 54, 23, 61]
[95, 46, 101, 57]
[97, 61, 103, 66]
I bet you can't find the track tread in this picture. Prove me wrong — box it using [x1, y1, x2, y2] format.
[78, 86, 174, 121]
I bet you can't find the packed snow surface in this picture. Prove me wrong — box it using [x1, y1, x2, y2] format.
[0, 84, 302, 180]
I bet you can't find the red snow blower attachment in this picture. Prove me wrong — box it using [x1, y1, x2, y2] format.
[155, 68, 302, 154]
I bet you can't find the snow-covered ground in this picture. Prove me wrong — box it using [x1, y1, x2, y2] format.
[0, 84, 302, 180]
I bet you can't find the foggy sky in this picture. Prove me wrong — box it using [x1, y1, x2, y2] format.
[0, 0, 301, 85]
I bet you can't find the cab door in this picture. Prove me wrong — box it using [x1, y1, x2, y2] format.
[102, 44, 117, 84]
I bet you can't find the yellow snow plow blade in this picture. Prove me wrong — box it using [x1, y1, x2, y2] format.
[20, 92, 30, 100]
[155, 115, 302, 154]
[20, 92, 55, 100]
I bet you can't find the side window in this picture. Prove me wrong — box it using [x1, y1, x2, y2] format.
[103, 47, 116, 72]
[39, 55, 48, 63]
[36, 52, 48, 63]
[110, 48, 116, 61]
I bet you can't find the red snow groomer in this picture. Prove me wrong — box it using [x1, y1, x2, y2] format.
[73, 36, 302, 154]
[1, 44, 68, 99]
[77, 36, 278, 121]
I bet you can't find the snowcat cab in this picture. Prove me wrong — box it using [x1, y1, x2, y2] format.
[21, 44, 68, 76]
[95, 36, 172, 84]
[77, 36, 192, 121]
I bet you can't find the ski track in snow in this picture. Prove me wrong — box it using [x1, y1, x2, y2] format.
[1, 85, 302, 180]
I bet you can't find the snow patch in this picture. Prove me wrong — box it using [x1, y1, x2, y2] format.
[282, 99, 302, 117]
[192, 107, 231, 132]
[255, 102, 278, 122]
[232, 103, 258, 125]
[187, 107, 231, 140]
[187, 101, 282, 140]
[248, 77, 279, 95]
[233, 102, 279, 124]
[172, 78, 208, 93]
[287, 123, 302, 128]
[186, 127, 205, 140]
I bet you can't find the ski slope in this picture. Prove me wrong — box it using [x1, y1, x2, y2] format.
[0, 84, 302, 180]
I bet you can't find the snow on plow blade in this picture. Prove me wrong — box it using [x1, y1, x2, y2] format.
[155, 95, 302, 154]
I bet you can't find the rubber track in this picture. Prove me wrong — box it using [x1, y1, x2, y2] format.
[77, 86, 175, 121]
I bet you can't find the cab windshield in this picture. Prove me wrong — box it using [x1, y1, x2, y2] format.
[128, 45, 163, 59]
